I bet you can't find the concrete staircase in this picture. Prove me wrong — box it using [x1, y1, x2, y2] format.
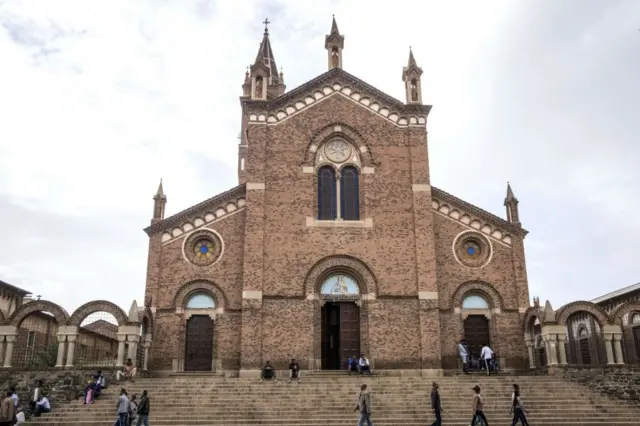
[28, 372, 640, 425]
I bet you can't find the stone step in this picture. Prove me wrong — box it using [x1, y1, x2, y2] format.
[27, 420, 640, 426]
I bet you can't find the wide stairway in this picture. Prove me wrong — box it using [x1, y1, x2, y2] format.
[28, 372, 639, 425]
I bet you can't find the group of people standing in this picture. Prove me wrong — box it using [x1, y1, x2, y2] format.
[430, 382, 530, 426]
[114, 388, 150, 426]
[458, 340, 500, 375]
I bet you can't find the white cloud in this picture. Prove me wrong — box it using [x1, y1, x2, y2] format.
[0, 0, 638, 312]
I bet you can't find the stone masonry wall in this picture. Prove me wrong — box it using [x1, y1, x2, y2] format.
[562, 366, 640, 405]
[0, 368, 119, 416]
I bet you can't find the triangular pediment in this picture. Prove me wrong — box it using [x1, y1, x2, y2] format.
[243, 68, 431, 128]
[431, 186, 528, 246]
[144, 184, 247, 242]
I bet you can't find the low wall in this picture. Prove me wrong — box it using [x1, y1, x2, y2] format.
[0, 368, 119, 415]
[561, 366, 640, 405]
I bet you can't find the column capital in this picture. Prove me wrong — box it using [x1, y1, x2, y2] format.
[56, 334, 67, 343]
[603, 334, 614, 342]
[4, 335, 16, 343]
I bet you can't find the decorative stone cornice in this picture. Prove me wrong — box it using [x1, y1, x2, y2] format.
[431, 186, 528, 245]
[244, 68, 431, 128]
[143, 184, 246, 239]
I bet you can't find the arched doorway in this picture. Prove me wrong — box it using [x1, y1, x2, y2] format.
[462, 294, 491, 358]
[320, 274, 361, 370]
[184, 292, 215, 371]
[631, 313, 640, 361]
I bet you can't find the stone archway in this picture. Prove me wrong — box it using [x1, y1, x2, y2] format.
[556, 301, 609, 365]
[8, 300, 70, 327]
[68, 300, 128, 327]
[555, 301, 608, 328]
[303, 122, 377, 168]
[304, 255, 377, 371]
[609, 301, 640, 363]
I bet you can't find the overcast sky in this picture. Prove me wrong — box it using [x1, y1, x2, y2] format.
[0, 0, 638, 315]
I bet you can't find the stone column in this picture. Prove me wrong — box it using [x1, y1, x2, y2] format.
[543, 334, 558, 365]
[142, 340, 152, 371]
[0, 336, 5, 366]
[603, 334, 615, 365]
[557, 333, 568, 366]
[3, 335, 16, 368]
[65, 335, 77, 367]
[525, 338, 535, 368]
[55, 334, 67, 367]
[116, 335, 127, 367]
[613, 333, 624, 365]
[127, 334, 140, 362]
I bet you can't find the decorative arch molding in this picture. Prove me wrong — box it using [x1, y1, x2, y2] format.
[8, 300, 70, 327]
[172, 280, 228, 310]
[451, 281, 504, 311]
[302, 122, 377, 168]
[554, 301, 609, 327]
[609, 301, 640, 326]
[68, 300, 128, 327]
[522, 306, 542, 334]
[139, 307, 154, 335]
[304, 255, 378, 296]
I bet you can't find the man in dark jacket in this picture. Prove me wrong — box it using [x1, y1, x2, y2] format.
[431, 381, 442, 426]
[135, 390, 150, 426]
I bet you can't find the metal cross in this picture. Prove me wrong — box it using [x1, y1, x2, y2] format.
[263, 18, 270, 30]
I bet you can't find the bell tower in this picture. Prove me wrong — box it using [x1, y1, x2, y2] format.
[325, 15, 344, 70]
[402, 47, 423, 104]
[247, 18, 285, 101]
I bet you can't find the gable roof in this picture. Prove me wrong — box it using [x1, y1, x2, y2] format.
[0, 279, 31, 296]
[591, 282, 640, 304]
[432, 186, 528, 237]
[243, 67, 432, 116]
[144, 184, 246, 236]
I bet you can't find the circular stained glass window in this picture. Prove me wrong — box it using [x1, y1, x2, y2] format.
[194, 240, 214, 258]
[453, 232, 491, 268]
[185, 230, 223, 266]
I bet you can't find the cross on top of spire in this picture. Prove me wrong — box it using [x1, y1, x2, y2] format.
[263, 17, 270, 34]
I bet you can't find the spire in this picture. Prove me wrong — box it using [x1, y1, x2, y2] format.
[325, 15, 345, 70]
[252, 17, 279, 81]
[330, 14, 340, 36]
[152, 179, 167, 223]
[402, 46, 424, 104]
[154, 179, 165, 199]
[408, 46, 418, 68]
[504, 181, 521, 225]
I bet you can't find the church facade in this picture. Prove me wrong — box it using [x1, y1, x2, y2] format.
[142, 18, 531, 374]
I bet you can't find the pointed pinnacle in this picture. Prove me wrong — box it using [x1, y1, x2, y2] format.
[155, 179, 165, 197]
[408, 47, 417, 68]
[331, 15, 340, 35]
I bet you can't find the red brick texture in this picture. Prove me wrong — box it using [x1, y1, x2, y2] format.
[143, 72, 531, 372]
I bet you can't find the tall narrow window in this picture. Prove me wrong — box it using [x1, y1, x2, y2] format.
[340, 166, 359, 220]
[318, 166, 337, 220]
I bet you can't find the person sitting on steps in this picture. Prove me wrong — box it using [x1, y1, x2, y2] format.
[117, 359, 137, 382]
[33, 395, 50, 417]
[260, 361, 277, 383]
[358, 354, 372, 376]
[347, 356, 357, 375]
[288, 358, 301, 383]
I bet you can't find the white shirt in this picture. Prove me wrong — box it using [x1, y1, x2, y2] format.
[480, 346, 493, 360]
[15, 412, 25, 424]
[359, 357, 369, 366]
[11, 393, 18, 407]
[36, 397, 51, 410]
[33, 388, 40, 402]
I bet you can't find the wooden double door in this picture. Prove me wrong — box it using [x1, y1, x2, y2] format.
[184, 315, 214, 371]
[463, 315, 491, 357]
[321, 302, 361, 370]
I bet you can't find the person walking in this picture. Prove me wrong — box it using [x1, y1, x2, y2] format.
[353, 383, 373, 426]
[0, 391, 15, 426]
[430, 381, 442, 426]
[470, 385, 489, 426]
[114, 388, 129, 426]
[510, 384, 529, 426]
[135, 390, 150, 426]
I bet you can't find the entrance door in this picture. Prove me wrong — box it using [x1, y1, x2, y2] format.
[463, 315, 491, 357]
[321, 302, 360, 369]
[184, 315, 214, 371]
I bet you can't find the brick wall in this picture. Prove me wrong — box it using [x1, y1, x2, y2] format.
[562, 366, 640, 404]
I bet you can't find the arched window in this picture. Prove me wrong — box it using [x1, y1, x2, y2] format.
[340, 166, 360, 221]
[186, 292, 216, 309]
[317, 166, 337, 220]
[462, 294, 490, 309]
